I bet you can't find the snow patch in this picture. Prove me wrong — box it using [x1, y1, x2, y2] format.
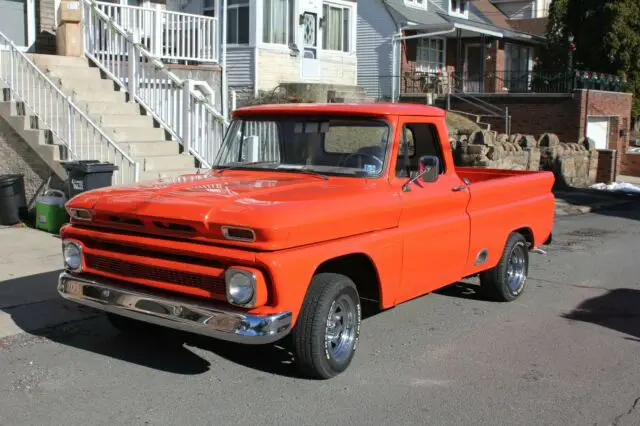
[590, 182, 640, 194]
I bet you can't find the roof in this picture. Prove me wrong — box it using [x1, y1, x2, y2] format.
[508, 18, 549, 37]
[383, 0, 450, 27]
[233, 103, 446, 118]
[384, 0, 545, 43]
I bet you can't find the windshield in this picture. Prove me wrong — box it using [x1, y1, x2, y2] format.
[212, 116, 391, 177]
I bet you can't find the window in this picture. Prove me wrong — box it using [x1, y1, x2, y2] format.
[214, 117, 391, 177]
[404, 0, 427, 9]
[227, 0, 250, 44]
[396, 123, 445, 179]
[203, 0, 215, 17]
[449, 0, 469, 17]
[322, 4, 350, 52]
[263, 0, 295, 45]
[416, 38, 445, 73]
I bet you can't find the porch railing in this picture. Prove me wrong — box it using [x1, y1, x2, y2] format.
[94, 1, 219, 63]
[0, 31, 139, 185]
[399, 70, 628, 96]
[84, 0, 227, 167]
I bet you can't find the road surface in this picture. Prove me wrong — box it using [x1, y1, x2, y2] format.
[1, 204, 640, 425]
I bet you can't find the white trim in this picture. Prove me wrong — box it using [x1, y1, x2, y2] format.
[26, 0, 36, 48]
[454, 22, 503, 38]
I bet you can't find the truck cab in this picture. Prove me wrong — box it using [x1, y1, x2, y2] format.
[58, 103, 554, 379]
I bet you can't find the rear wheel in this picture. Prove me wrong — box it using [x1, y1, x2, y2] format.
[292, 273, 362, 379]
[480, 233, 529, 302]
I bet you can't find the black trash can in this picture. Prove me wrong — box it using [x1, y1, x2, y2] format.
[0, 174, 26, 225]
[61, 160, 119, 199]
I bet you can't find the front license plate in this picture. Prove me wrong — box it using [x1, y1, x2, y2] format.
[66, 281, 83, 296]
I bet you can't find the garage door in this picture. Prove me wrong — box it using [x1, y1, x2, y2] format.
[586, 117, 610, 150]
[0, 0, 27, 47]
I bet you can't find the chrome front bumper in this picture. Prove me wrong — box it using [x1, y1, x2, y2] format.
[57, 272, 292, 344]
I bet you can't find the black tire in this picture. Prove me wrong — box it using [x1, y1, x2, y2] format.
[292, 273, 362, 379]
[480, 233, 529, 302]
[106, 313, 164, 336]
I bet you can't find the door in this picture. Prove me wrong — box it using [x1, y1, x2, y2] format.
[464, 44, 483, 93]
[586, 117, 610, 150]
[300, 11, 320, 80]
[393, 120, 471, 303]
[0, 0, 27, 47]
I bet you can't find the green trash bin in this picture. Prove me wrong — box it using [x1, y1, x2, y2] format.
[35, 189, 69, 234]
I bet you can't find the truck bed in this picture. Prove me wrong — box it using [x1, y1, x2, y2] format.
[456, 166, 555, 277]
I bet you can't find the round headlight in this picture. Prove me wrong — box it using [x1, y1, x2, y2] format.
[63, 241, 82, 271]
[225, 269, 255, 306]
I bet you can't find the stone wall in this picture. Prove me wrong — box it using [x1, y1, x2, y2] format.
[452, 130, 541, 171]
[538, 133, 599, 187]
[451, 130, 600, 187]
[0, 115, 63, 211]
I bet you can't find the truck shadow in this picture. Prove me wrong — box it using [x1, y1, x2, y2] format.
[562, 288, 640, 342]
[2, 271, 383, 378]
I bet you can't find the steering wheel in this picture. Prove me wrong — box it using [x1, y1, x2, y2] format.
[338, 152, 384, 170]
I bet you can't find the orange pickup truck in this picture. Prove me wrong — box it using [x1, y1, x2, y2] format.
[58, 103, 554, 379]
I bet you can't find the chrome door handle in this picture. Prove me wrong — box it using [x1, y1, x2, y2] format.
[452, 185, 467, 192]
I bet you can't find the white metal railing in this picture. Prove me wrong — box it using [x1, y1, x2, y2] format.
[94, 1, 218, 64]
[0, 31, 139, 185]
[84, 0, 227, 167]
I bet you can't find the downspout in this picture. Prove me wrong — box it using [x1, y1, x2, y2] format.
[220, 0, 229, 118]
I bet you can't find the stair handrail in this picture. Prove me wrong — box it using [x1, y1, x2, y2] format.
[84, 0, 228, 167]
[0, 30, 139, 184]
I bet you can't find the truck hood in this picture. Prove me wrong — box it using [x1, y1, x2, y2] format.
[67, 171, 402, 251]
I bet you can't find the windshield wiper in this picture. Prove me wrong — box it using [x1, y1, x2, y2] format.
[277, 167, 329, 180]
[213, 161, 278, 175]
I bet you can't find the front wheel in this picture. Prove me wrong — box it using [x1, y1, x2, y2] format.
[292, 273, 362, 379]
[480, 233, 529, 302]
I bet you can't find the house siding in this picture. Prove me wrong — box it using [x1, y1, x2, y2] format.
[357, 0, 396, 100]
[226, 46, 255, 88]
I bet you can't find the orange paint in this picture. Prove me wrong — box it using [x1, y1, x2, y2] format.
[62, 103, 555, 325]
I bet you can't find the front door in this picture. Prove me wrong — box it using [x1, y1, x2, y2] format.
[300, 11, 320, 80]
[392, 119, 471, 303]
[464, 44, 483, 93]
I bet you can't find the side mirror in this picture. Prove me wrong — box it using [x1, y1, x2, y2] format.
[402, 155, 440, 192]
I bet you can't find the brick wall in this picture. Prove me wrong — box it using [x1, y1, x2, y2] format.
[621, 152, 640, 176]
[596, 149, 616, 184]
[0, 115, 62, 210]
[35, 0, 57, 54]
[449, 90, 633, 147]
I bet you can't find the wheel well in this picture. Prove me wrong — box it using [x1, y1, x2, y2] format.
[513, 227, 534, 247]
[315, 254, 382, 308]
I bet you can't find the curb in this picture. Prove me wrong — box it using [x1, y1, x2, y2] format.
[556, 199, 635, 216]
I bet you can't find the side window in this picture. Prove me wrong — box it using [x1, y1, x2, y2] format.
[395, 123, 445, 178]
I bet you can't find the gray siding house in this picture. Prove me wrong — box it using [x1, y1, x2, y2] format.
[357, 0, 545, 101]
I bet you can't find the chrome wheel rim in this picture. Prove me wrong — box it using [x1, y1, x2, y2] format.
[325, 295, 357, 363]
[507, 244, 527, 293]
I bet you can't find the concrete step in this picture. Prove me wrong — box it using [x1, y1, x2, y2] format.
[143, 154, 195, 171]
[44, 65, 104, 80]
[28, 54, 90, 68]
[139, 168, 197, 182]
[119, 141, 181, 157]
[52, 76, 115, 93]
[105, 126, 166, 142]
[72, 90, 126, 104]
[76, 100, 141, 116]
[91, 114, 154, 128]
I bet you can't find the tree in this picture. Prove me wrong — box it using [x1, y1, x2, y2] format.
[538, 0, 640, 119]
